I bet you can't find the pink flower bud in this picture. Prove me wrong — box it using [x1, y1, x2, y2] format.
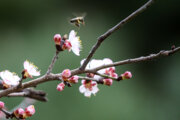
[0, 101, 4, 109]
[62, 69, 71, 80]
[69, 75, 79, 84]
[54, 34, 61, 45]
[122, 71, 132, 80]
[111, 73, 118, 78]
[14, 108, 25, 119]
[62, 40, 72, 51]
[57, 82, 65, 91]
[25, 105, 35, 117]
[103, 79, 113, 86]
[108, 67, 115, 73]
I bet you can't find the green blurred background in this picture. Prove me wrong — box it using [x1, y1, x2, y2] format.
[0, 0, 180, 120]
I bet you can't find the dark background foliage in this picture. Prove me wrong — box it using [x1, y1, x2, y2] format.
[0, 0, 179, 120]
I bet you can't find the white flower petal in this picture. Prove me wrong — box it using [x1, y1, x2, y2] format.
[103, 58, 113, 65]
[24, 60, 40, 76]
[0, 70, 20, 86]
[24, 60, 30, 70]
[84, 90, 92, 97]
[92, 86, 99, 94]
[69, 30, 76, 40]
[89, 59, 104, 69]
[79, 85, 86, 93]
[80, 59, 85, 66]
[69, 30, 82, 56]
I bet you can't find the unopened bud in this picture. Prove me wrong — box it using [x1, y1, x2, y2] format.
[14, 108, 25, 119]
[25, 105, 35, 117]
[62, 40, 72, 51]
[54, 34, 61, 45]
[111, 73, 118, 78]
[103, 79, 113, 86]
[57, 82, 65, 91]
[69, 75, 79, 84]
[62, 69, 71, 80]
[121, 71, 132, 80]
[0, 101, 4, 109]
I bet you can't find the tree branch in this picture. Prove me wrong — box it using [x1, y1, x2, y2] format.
[80, 0, 155, 70]
[7, 89, 48, 102]
[0, 46, 179, 98]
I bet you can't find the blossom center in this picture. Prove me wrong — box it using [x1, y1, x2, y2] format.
[83, 80, 96, 91]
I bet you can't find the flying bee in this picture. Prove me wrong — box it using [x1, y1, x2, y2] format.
[70, 16, 85, 27]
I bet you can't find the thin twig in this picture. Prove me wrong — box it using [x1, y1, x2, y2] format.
[87, 47, 180, 72]
[46, 51, 60, 75]
[80, 0, 155, 70]
[95, 72, 118, 80]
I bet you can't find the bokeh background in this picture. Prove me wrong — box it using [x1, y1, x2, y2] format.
[0, 0, 180, 120]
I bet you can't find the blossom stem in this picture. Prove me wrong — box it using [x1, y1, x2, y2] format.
[95, 72, 118, 80]
[46, 51, 60, 75]
[17, 78, 24, 88]
[88, 47, 180, 72]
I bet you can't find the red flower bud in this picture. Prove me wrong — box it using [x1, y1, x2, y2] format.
[69, 75, 79, 84]
[54, 34, 61, 45]
[103, 79, 113, 86]
[57, 82, 65, 92]
[25, 105, 35, 117]
[121, 71, 132, 80]
[14, 108, 25, 119]
[0, 101, 4, 109]
[62, 69, 71, 80]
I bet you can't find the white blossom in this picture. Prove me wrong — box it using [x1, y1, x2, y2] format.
[68, 30, 82, 56]
[24, 60, 40, 77]
[79, 80, 99, 97]
[0, 70, 20, 86]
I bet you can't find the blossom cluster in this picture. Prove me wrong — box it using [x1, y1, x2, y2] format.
[0, 60, 40, 89]
[57, 69, 79, 91]
[53, 31, 132, 97]
[0, 60, 39, 119]
[56, 58, 132, 97]
[0, 101, 35, 119]
[54, 30, 82, 56]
